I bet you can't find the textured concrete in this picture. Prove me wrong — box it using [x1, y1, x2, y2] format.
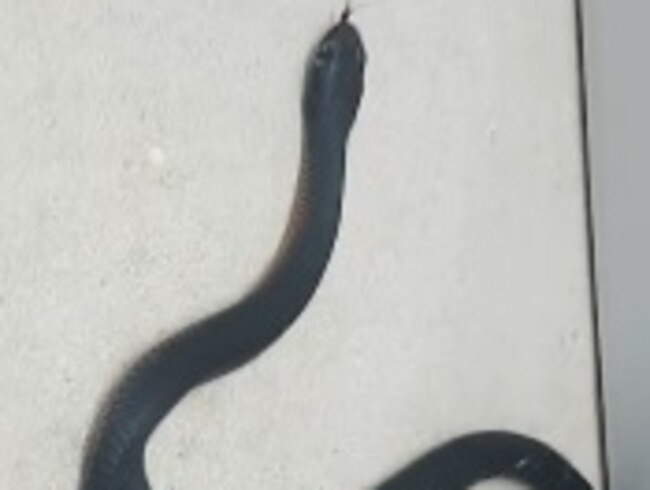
[0, 1, 602, 488]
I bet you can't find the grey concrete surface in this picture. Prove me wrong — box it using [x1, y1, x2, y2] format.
[0, 1, 602, 488]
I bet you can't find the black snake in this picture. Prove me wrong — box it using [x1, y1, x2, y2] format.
[80, 11, 595, 490]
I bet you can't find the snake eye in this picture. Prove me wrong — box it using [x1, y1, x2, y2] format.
[315, 41, 335, 64]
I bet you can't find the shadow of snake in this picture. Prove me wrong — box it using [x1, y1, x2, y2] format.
[80, 11, 594, 490]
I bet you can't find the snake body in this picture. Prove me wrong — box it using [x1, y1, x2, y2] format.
[81, 13, 594, 490]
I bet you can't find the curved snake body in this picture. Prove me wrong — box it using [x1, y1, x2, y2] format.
[81, 13, 594, 490]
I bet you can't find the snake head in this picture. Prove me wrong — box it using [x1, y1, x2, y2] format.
[304, 12, 367, 141]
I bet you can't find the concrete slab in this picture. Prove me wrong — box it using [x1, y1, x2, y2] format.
[0, 1, 603, 488]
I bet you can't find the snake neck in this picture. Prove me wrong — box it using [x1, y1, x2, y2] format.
[252, 135, 346, 320]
